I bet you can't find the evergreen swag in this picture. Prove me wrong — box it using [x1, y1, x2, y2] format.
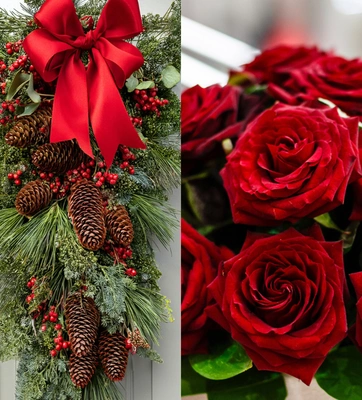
[0, 0, 180, 398]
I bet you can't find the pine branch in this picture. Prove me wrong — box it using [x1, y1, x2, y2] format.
[82, 369, 123, 400]
[122, 278, 172, 345]
[1, 202, 72, 271]
[129, 193, 178, 248]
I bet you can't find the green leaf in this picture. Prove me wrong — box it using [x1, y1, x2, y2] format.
[26, 73, 41, 103]
[316, 346, 362, 400]
[6, 69, 30, 101]
[314, 213, 343, 232]
[136, 80, 155, 90]
[16, 102, 40, 117]
[161, 65, 180, 88]
[341, 221, 360, 253]
[189, 341, 252, 380]
[182, 357, 208, 396]
[207, 369, 287, 400]
[125, 74, 139, 92]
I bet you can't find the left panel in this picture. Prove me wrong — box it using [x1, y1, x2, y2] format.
[0, 0, 181, 398]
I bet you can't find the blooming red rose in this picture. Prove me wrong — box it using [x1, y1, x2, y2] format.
[181, 84, 272, 174]
[181, 84, 243, 160]
[221, 104, 361, 226]
[269, 55, 362, 118]
[349, 272, 362, 352]
[181, 219, 232, 355]
[236, 45, 328, 86]
[206, 226, 347, 384]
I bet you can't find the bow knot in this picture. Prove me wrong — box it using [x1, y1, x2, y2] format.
[23, 0, 146, 167]
[74, 30, 96, 50]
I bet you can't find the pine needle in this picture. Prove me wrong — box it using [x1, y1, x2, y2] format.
[129, 193, 178, 248]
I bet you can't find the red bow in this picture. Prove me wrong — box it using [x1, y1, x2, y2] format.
[23, 0, 146, 167]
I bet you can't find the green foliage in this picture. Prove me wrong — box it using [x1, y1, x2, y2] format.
[16, 345, 81, 400]
[137, 347, 163, 363]
[316, 346, 362, 400]
[129, 192, 178, 248]
[82, 369, 123, 400]
[189, 341, 253, 380]
[1, 202, 71, 271]
[182, 358, 287, 400]
[85, 265, 126, 334]
[123, 277, 172, 345]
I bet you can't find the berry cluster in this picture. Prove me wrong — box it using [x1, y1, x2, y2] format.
[0, 60, 6, 73]
[130, 116, 143, 127]
[94, 162, 119, 187]
[26, 276, 37, 304]
[0, 99, 21, 125]
[8, 54, 28, 72]
[8, 167, 25, 186]
[118, 145, 136, 175]
[5, 40, 23, 55]
[133, 87, 169, 117]
[51, 333, 71, 357]
[125, 268, 138, 277]
[103, 239, 133, 261]
[0, 82, 6, 95]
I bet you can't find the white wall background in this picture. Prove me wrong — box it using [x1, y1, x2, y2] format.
[0, 0, 180, 400]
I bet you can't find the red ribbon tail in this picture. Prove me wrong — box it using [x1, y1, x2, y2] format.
[88, 50, 146, 168]
[50, 52, 93, 158]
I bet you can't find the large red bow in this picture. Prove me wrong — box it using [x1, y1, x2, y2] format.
[23, 0, 146, 167]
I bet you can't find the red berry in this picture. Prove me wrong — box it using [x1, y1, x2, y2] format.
[95, 180, 103, 187]
[6, 49, 13, 55]
[125, 339, 132, 349]
[55, 323, 62, 330]
[41, 325, 47, 332]
[95, 171, 102, 178]
[62, 341, 69, 349]
[40, 173, 47, 179]
[14, 179, 22, 185]
[109, 179, 117, 185]
[50, 350, 57, 357]
[8, 173, 14, 180]
[26, 295, 33, 303]
[49, 316, 57, 323]
[55, 344, 62, 351]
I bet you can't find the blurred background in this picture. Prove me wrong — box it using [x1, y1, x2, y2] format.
[183, 0, 362, 58]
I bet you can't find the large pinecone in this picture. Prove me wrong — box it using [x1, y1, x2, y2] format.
[5, 107, 52, 148]
[32, 140, 89, 175]
[15, 180, 52, 217]
[69, 344, 98, 388]
[65, 293, 100, 357]
[68, 179, 106, 251]
[99, 331, 129, 381]
[105, 205, 134, 246]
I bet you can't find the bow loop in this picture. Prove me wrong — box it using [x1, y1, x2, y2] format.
[23, 0, 146, 167]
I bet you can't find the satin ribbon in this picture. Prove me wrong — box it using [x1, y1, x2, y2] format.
[23, 0, 146, 167]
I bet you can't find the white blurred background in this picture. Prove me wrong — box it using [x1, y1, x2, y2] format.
[183, 0, 362, 58]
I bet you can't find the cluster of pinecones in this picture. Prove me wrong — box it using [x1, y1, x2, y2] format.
[66, 292, 130, 388]
[11, 109, 134, 253]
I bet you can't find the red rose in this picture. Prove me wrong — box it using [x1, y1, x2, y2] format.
[237, 45, 328, 86]
[221, 104, 361, 226]
[206, 226, 347, 384]
[269, 55, 362, 118]
[181, 219, 232, 355]
[181, 84, 243, 160]
[181, 84, 272, 174]
[349, 272, 362, 351]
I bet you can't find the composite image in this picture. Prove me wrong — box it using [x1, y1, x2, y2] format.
[1, 0, 362, 399]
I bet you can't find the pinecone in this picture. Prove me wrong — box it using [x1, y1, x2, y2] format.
[105, 205, 134, 246]
[5, 106, 52, 148]
[31, 140, 89, 175]
[65, 293, 100, 357]
[68, 179, 106, 251]
[127, 328, 150, 349]
[98, 330, 129, 382]
[15, 180, 52, 217]
[69, 344, 98, 388]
